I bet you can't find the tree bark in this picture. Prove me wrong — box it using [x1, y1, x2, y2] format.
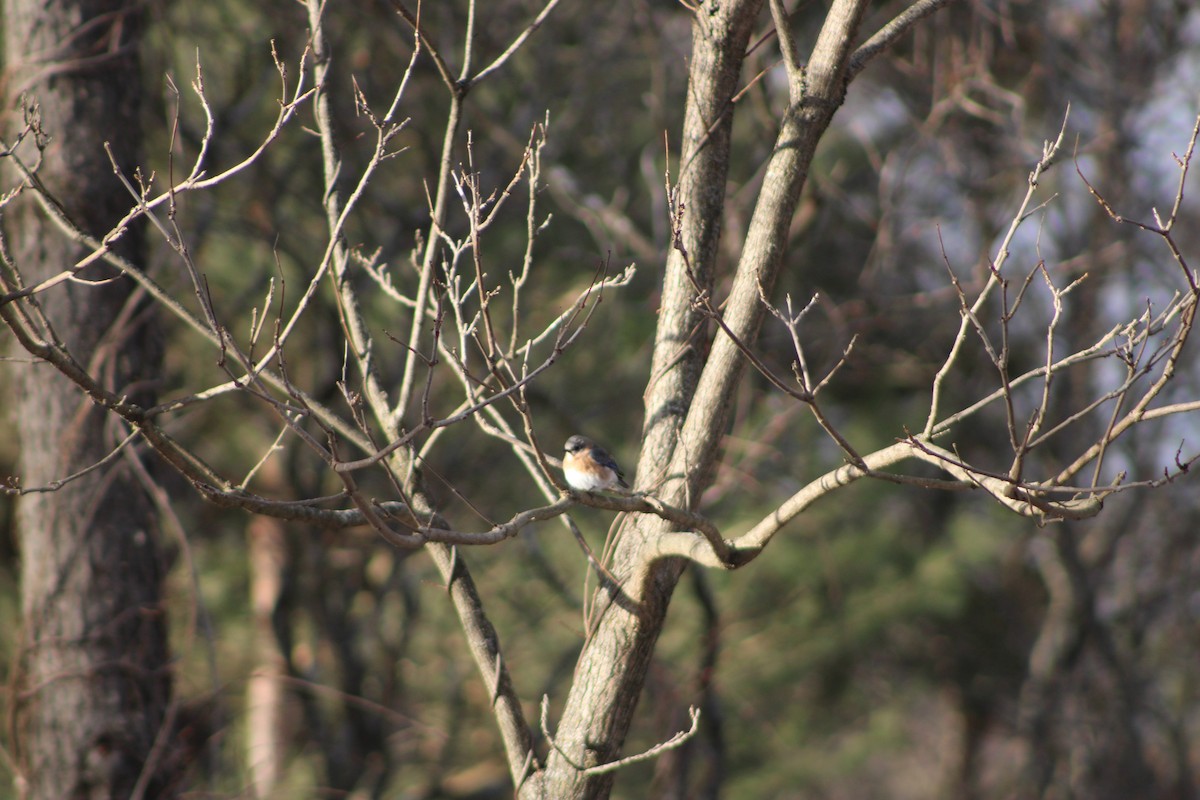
[537, 3, 762, 794]
[3, 1, 175, 797]
[536, 2, 870, 798]
[641, 0, 764, 470]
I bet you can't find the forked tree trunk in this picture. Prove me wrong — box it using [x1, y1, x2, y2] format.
[534, 1, 870, 796]
[2, 1, 175, 796]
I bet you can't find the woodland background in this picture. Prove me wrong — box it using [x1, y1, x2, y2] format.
[2, 0, 1200, 798]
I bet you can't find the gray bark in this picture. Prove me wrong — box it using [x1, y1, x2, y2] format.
[535, 2, 871, 797]
[2, 1, 175, 796]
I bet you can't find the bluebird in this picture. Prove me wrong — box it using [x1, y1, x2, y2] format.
[563, 435, 629, 492]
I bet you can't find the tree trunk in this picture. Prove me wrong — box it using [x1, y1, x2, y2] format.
[3, 1, 175, 797]
[536, 2, 870, 797]
[536, 5, 762, 796]
[247, 514, 289, 799]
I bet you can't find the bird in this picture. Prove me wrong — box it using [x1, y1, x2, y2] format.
[563, 435, 629, 492]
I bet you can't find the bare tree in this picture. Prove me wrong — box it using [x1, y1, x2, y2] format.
[3, 0, 1199, 798]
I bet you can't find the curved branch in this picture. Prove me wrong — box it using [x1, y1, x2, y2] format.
[540, 696, 701, 778]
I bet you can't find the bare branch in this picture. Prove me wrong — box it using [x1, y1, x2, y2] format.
[471, 0, 563, 86]
[924, 107, 1071, 436]
[540, 695, 701, 777]
[847, 0, 959, 80]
